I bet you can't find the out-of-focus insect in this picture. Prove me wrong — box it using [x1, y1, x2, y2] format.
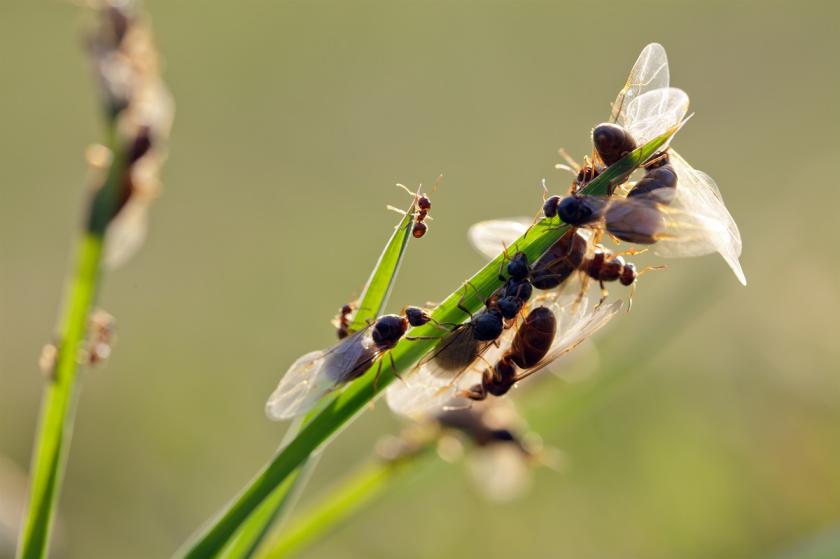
[386, 283, 621, 419]
[551, 44, 745, 285]
[334, 303, 355, 339]
[379, 399, 555, 502]
[266, 306, 433, 420]
[85, 309, 116, 366]
[437, 400, 550, 502]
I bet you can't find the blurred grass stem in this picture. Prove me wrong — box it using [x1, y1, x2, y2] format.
[17, 231, 106, 559]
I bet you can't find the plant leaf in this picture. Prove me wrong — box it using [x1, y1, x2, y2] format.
[217, 193, 420, 558]
[348, 194, 418, 332]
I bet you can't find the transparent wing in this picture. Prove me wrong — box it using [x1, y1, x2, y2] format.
[610, 43, 670, 123]
[515, 296, 622, 383]
[104, 199, 149, 269]
[652, 151, 746, 285]
[386, 319, 520, 419]
[467, 444, 531, 502]
[467, 218, 531, 260]
[265, 332, 374, 420]
[620, 87, 689, 146]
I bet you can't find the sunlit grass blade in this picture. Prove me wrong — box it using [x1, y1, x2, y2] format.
[179, 129, 678, 559]
[260, 449, 437, 559]
[348, 192, 419, 331]
[217, 195, 421, 557]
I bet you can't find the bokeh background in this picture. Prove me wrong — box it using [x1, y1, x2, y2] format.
[2, 1, 839, 558]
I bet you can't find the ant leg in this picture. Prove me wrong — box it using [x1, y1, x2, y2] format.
[497, 243, 514, 281]
[627, 282, 637, 312]
[557, 147, 580, 172]
[372, 360, 383, 394]
[388, 352, 402, 383]
[614, 247, 648, 258]
[386, 205, 407, 216]
[574, 275, 591, 311]
[395, 183, 416, 197]
[427, 318, 457, 332]
[524, 179, 551, 238]
[406, 334, 445, 341]
[639, 264, 667, 276]
[457, 282, 483, 318]
[597, 281, 609, 308]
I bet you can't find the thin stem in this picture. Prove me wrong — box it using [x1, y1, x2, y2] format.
[262, 451, 436, 559]
[17, 232, 104, 559]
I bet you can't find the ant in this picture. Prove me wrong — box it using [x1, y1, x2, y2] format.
[389, 175, 442, 238]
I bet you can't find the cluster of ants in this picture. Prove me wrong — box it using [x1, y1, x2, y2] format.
[332, 122, 674, 403]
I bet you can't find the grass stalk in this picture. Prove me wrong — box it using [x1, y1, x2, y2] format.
[16, 232, 105, 559]
[261, 448, 436, 559]
[219, 200, 422, 557]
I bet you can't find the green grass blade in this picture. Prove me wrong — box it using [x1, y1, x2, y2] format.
[218, 469, 309, 559]
[348, 197, 418, 331]
[179, 129, 677, 559]
[217, 200, 420, 557]
[16, 233, 104, 559]
[260, 450, 436, 559]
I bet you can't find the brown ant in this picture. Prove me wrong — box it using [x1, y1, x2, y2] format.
[389, 176, 441, 238]
[335, 303, 354, 339]
[464, 306, 556, 401]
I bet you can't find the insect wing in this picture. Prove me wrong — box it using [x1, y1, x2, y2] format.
[265, 331, 374, 421]
[620, 87, 689, 146]
[651, 151, 746, 285]
[467, 443, 531, 503]
[467, 218, 531, 260]
[386, 321, 519, 419]
[610, 43, 670, 124]
[517, 297, 622, 382]
[104, 199, 149, 269]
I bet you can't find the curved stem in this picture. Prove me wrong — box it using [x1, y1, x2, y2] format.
[262, 450, 436, 559]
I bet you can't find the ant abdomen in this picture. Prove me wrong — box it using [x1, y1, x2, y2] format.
[592, 122, 637, 166]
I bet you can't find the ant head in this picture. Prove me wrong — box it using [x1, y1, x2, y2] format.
[620, 262, 637, 286]
[403, 306, 430, 327]
[417, 195, 431, 211]
[543, 195, 561, 218]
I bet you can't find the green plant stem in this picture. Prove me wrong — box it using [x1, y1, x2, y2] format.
[179, 130, 677, 559]
[261, 449, 436, 559]
[17, 232, 104, 559]
[219, 203, 421, 558]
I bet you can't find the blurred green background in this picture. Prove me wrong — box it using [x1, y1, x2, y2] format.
[2, 1, 839, 558]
